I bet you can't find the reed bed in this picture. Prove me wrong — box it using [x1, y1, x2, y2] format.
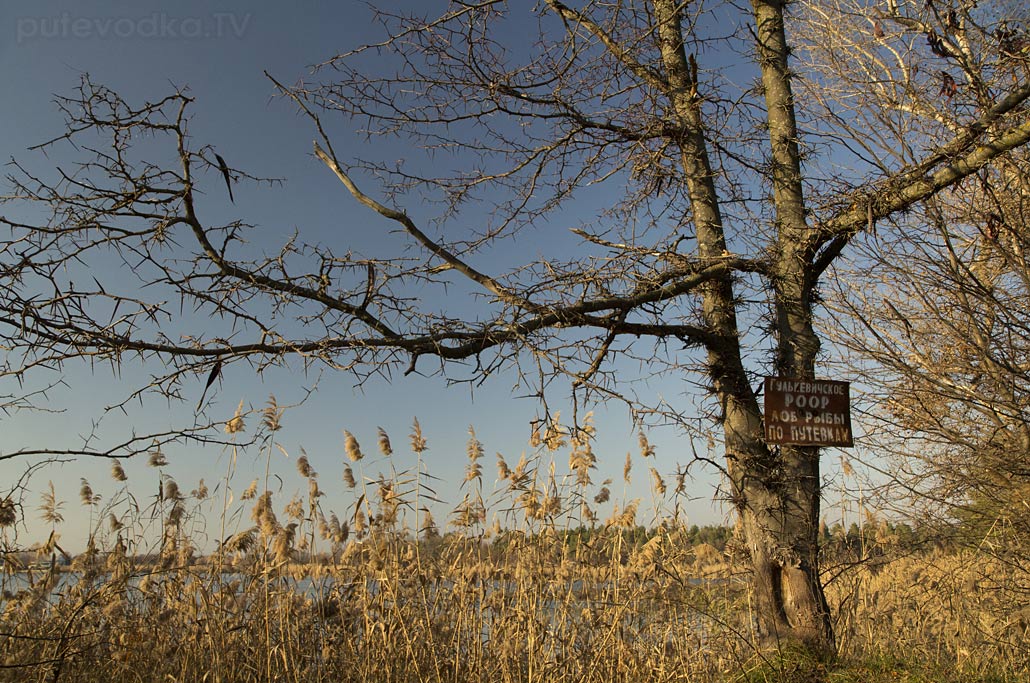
[1, 404, 1027, 682]
[827, 549, 1030, 677]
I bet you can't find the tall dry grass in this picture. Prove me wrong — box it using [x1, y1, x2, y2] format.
[827, 549, 1030, 676]
[1, 403, 1027, 682]
[0, 406, 752, 683]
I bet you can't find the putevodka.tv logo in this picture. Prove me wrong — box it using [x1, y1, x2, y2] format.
[15, 12, 251, 44]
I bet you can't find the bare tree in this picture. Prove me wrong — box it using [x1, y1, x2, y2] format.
[3, 0, 1030, 653]
[802, 0, 1030, 555]
[829, 154, 1030, 555]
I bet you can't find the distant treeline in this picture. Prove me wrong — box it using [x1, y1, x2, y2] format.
[551, 523, 733, 552]
[0, 518, 980, 570]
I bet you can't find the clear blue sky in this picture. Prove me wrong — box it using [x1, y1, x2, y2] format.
[0, 1, 865, 552]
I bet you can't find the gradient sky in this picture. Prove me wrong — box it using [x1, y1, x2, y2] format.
[0, 1, 868, 552]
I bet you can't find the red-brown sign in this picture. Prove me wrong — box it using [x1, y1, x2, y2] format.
[764, 377, 853, 447]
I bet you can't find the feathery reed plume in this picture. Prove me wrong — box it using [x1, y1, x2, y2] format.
[543, 413, 566, 451]
[317, 511, 331, 540]
[106, 535, 128, 579]
[0, 498, 16, 527]
[273, 522, 297, 564]
[378, 479, 399, 526]
[159, 535, 178, 569]
[540, 462, 561, 517]
[377, 426, 393, 456]
[608, 500, 639, 528]
[39, 482, 64, 525]
[225, 399, 246, 434]
[342, 465, 356, 489]
[572, 413, 595, 455]
[148, 447, 168, 468]
[464, 427, 483, 483]
[176, 537, 195, 567]
[509, 453, 533, 489]
[633, 533, 664, 574]
[496, 453, 511, 480]
[569, 439, 596, 487]
[163, 479, 181, 502]
[353, 508, 367, 538]
[262, 395, 283, 432]
[241, 479, 258, 500]
[296, 453, 315, 478]
[193, 479, 208, 500]
[624, 452, 632, 484]
[451, 494, 485, 528]
[518, 488, 542, 521]
[650, 468, 667, 496]
[285, 495, 305, 521]
[577, 411, 597, 437]
[337, 518, 350, 545]
[529, 420, 542, 448]
[224, 527, 256, 554]
[541, 490, 561, 517]
[569, 413, 597, 481]
[344, 430, 364, 462]
[638, 431, 656, 458]
[329, 513, 349, 544]
[410, 418, 427, 454]
[166, 500, 185, 527]
[110, 461, 127, 482]
[594, 486, 610, 504]
[674, 469, 687, 495]
[572, 412, 597, 469]
[252, 491, 279, 538]
[420, 507, 439, 539]
[79, 478, 96, 506]
[466, 426, 484, 461]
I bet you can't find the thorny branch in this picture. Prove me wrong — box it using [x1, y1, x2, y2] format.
[1, 2, 1028, 462]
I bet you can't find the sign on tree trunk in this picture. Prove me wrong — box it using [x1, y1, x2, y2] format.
[764, 378, 853, 447]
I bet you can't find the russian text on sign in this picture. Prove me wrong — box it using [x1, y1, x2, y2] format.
[763, 377, 853, 447]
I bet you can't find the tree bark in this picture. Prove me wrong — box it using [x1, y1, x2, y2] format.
[653, 0, 835, 654]
[746, 0, 835, 653]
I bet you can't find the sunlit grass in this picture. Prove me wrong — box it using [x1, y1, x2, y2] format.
[0, 403, 1026, 682]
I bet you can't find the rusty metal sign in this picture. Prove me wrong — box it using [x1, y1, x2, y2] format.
[764, 377, 853, 447]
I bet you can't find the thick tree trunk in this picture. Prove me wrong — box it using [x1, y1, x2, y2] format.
[745, 0, 836, 654]
[651, 0, 836, 655]
[735, 443, 835, 653]
[719, 383, 834, 654]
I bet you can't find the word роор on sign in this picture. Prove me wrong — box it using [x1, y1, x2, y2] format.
[763, 377, 854, 447]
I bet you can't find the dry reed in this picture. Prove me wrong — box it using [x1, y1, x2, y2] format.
[1, 408, 1025, 683]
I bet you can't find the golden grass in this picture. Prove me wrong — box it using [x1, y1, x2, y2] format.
[1, 411, 1027, 682]
[1, 528, 749, 682]
[826, 549, 1030, 676]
